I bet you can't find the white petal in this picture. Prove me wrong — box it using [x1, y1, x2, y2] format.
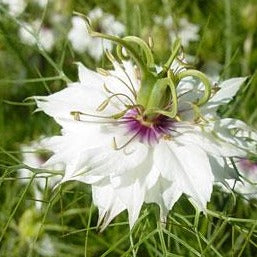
[113, 179, 144, 229]
[208, 77, 247, 109]
[109, 148, 154, 228]
[209, 156, 238, 183]
[77, 62, 103, 87]
[155, 141, 214, 211]
[173, 122, 247, 157]
[85, 142, 150, 177]
[35, 82, 119, 121]
[92, 180, 126, 230]
[145, 176, 182, 221]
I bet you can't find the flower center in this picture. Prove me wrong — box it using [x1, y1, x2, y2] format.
[123, 109, 173, 144]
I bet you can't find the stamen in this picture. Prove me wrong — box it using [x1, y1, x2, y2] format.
[106, 93, 136, 107]
[70, 110, 128, 120]
[71, 111, 81, 121]
[112, 131, 140, 151]
[118, 62, 137, 96]
[96, 99, 110, 111]
[96, 68, 110, 76]
[67, 116, 128, 125]
[104, 51, 137, 97]
[148, 36, 154, 49]
[110, 73, 137, 98]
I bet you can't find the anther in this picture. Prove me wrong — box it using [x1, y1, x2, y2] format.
[96, 68, 110, 76]
[163, 134, 172, 140]
[148, 36, 154, 49]
[96, 99, 110, 111]
[70, 111, 80, 121]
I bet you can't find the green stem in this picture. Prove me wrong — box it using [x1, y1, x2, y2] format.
[224, 0, 232, 78]
[0, 173, 36, 243]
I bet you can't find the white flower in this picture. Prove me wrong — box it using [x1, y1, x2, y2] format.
[68, 8, 125, 60]
[37, 235, 56, 257]
[19, 20, 55, 52]
[177, 18, 200, 47]
[1, 0, 26, 16]
[33, 54, 255, 230]
[34, 0, 49, 8]
[154, 15, 199, 47]
[19, 140, 62, 209]
[218, 130, 257, 198]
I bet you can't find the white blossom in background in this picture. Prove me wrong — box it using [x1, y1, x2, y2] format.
[231, 158, 257, 198]
[68, 8, 125, 60]
[19, 140, 62, 209]
[219, 129, 257, 198]
[154, 15, 200, 47]
[33, 49, 256, 230]
[37, 235, 56, 257]
[34, 0, 49, 8]
[1, 0, 26, 16]
[19, 20, 55, 52]
[216, 157, 257, 199]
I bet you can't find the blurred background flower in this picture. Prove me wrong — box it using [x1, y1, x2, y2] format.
[68, 8, 125, 60]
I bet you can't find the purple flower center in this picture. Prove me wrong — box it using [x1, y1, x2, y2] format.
[123, 109, 173, 144]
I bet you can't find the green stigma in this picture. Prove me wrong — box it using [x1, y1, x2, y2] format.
[85, 17, 212, 122]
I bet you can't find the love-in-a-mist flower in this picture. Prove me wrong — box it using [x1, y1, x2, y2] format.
[34, 27, 255, 230]
[68, 8, 125, 60]
[0, 0, 26, 17]
[19, 20, 55, 52]
[19, 140, 62, 209]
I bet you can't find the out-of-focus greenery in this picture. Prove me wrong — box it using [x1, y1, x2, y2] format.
[0, 0, 257, 256]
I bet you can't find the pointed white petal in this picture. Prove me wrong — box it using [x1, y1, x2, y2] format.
[208, 77, 247, 108]
[35, 82, 117, 121]
[145, 176, 182, 221]
[92, 180, 126, 230]
[209, 156, 238, 183]
[173, 122, 247, 157]
[155, 141, 214, 211]
[109, 148, 154, 228]
[77, 62, 104, 87]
